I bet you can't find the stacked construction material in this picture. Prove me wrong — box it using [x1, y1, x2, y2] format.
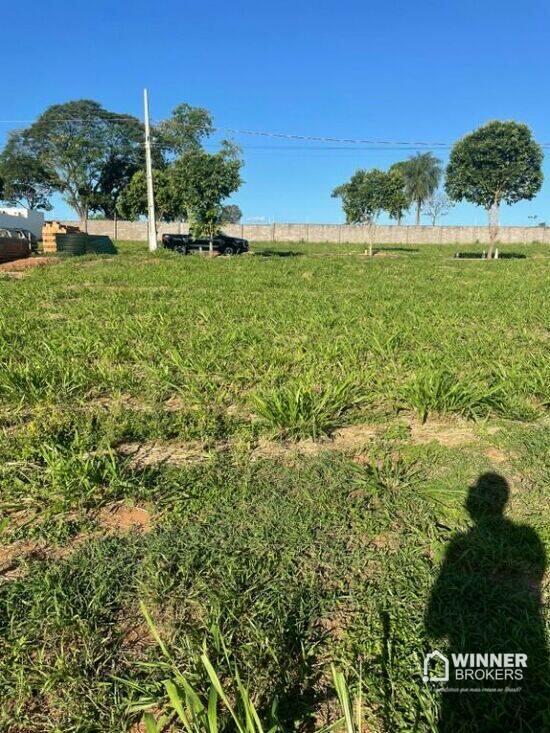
[0, 236, 30, 264]
[42, 222, 81, 253]
[55, 233, 117, 256]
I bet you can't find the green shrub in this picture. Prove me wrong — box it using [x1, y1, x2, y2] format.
[399, 367, 506, 422]
[252, 380, 365, 438]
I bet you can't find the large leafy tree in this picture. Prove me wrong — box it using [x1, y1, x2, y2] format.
[221, 204, 242, 224]
[10, 100, 145, 224]
[332, 168, 408, 223]
[117, 169, 183, 224]
[332, 168, 389, 255]
[383, 168, 409, 224]
[446, 121, 543, 256]
[401, 152, 442, 225]
[332, 169, 387, 224]
[0, 131, 55, 210]
[156, 103, 214, 156]
[170, 142, 242, 240]
[87, 117, 150, 218]
[388, 161, 410, 223]
[118, 103, 242, 245]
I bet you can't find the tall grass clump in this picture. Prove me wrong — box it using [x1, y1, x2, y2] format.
[399, 367, 507, 422]
[252, 380, 365, 439]
[133, 603, 363, 733]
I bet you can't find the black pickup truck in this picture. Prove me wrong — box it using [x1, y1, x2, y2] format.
[162, 232, 249, 255]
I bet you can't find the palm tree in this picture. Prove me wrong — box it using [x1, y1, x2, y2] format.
[401, 153, 442, 225]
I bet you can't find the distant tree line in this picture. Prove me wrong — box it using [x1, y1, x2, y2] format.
[0, 99, 243, 236]
[333, 121, 543, 257]
[0, 104, 543, 258]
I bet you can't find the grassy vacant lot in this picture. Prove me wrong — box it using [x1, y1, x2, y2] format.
[0, 241, 548, 732]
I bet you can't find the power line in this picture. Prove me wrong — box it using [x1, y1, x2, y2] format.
[0, 117, 453, 146]
[2, 117, 550, 148]
[214, 127, 451, 147]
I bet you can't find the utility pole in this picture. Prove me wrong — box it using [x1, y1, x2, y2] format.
[143, 88, 157, 252]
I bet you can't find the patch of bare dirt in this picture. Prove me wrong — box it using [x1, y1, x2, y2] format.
[0, 540, 47, 580]
[315, 615, 347, 643]
[252, 436, 326, 460]
[114, 417, 505, 470]
[0, 256, 60, 274]
[97, 503, 151, 533]
[484, 447, 509, 464]
[0, 533, 88, 581]
[116, 602, 158, 664]
[163, 394, 186, 412]
[92, 393, 152, 412]
[253, 424, 380, 461]
[0, 504, 152, 583]
[371, 532, 401, 552]
[332, 423, 379, 450]
[409, 416, 478, 447]
[118, 440, 208, 468]
[128, 710, 164, 733]
[252, 417, 485, 460]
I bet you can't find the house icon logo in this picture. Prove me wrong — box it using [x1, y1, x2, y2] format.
[423, 650, 450, 683]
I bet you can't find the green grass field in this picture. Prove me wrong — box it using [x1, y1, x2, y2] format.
[0, 241, 548, 732]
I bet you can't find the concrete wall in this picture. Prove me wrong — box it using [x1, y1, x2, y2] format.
[60, 220, 550, 245]
[0, 208, 44, 238]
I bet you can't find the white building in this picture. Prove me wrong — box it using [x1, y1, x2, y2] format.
[0, 207, 44, 238]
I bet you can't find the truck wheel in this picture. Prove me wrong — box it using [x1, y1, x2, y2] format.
[222, 245, 236, 255]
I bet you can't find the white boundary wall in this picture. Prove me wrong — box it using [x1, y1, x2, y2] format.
[60, 220, 550, 245]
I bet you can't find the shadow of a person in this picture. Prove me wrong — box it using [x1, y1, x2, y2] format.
[425, 473, 549, 732]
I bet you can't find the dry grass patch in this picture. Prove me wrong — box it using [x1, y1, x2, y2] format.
[117, 440, 209, 468]
[92, 393, 152, 412]
[484, 447, 509, 464]
[332, 423, 379, 450]
[408, 416, 478, 447]
[253, 423, 380, 461]
[0, 256, 60, 274]
[252, 436, 326, 460]
[252, 417, 488, 462]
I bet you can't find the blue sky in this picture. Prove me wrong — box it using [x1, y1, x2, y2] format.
[3, 0, 550, 225]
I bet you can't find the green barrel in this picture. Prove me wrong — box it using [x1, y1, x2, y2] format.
[55, 233, 88, 256]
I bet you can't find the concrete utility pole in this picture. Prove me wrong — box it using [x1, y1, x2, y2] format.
[143, 88, 157, 252]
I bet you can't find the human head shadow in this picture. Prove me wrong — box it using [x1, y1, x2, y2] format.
[424, 473, 549, 731]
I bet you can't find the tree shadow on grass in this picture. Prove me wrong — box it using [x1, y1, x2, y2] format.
[253, 250, 305, 257]
[374, 246, 419, 253]
[425, 473, 549, 731]
[455, 252, 527, 259]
